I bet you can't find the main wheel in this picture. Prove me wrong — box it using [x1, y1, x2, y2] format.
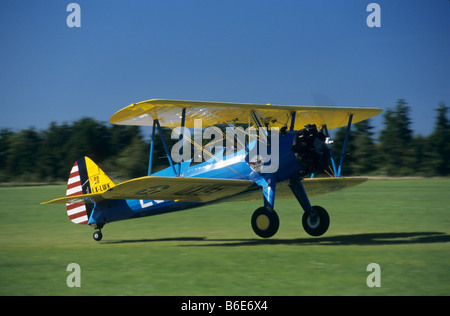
[93, 230, 103, 241]
[302, 205, 330, 237]
[251, 207, 279, 238]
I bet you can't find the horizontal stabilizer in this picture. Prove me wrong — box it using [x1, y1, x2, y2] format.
[41, 192, 105, 205]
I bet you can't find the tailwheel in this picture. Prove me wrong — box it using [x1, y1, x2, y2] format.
[251, 207, 279, 238]
[93, 230, 103, 241]
[302, 205, 330, 237]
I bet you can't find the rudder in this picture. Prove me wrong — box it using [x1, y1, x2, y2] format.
[66, 157, 115, 224]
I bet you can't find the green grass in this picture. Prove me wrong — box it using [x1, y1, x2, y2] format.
[0, 179, 449, 295]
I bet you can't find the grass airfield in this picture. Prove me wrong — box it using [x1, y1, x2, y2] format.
[0, 179, 449, 295]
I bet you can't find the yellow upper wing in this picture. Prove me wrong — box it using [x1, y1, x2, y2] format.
[109, 99, 382, 130]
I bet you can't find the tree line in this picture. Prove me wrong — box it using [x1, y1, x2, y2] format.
[0, 119, 149, 182]
[0, 99, 448, 182]
[333, 99, 449, 177]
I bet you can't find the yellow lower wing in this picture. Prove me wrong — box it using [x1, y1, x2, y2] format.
[42, 176, 366, 205]
[230, 177, 368, 202]
[302, 177, 367, 197]
[102, 176, 256, 202]
[42, 177, 257, 204]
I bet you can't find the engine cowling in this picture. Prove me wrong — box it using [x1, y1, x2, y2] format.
[291, 124, 331, 175]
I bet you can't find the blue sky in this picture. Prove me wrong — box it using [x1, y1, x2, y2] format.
[1, 0, 449, 136]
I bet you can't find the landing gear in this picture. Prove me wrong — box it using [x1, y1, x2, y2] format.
[289, 177, 330, 237]
[251, 207, 279, 238]
[93, 230, 103, 241]
[302, 206, 330, 237]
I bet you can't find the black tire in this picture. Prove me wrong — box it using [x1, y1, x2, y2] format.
[302, 205, 330, 237]
[93, 230, 103, 241]
[251, 207, 279, 238]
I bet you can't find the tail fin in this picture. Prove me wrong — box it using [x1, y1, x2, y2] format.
[66, 157, 115, 224]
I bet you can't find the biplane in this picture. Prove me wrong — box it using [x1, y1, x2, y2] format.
[42, 99, 382, 241]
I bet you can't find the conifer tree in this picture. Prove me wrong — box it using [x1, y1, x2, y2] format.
[379, 99, 413, 175]
[429, 103, 450, 175]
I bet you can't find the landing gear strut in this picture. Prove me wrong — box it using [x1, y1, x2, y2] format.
[289, 177, 330, 237]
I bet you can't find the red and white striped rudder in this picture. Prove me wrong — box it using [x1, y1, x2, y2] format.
[65, 161, 89, 225]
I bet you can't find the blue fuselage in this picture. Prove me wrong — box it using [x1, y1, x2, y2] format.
[89, 131, 301, 227]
